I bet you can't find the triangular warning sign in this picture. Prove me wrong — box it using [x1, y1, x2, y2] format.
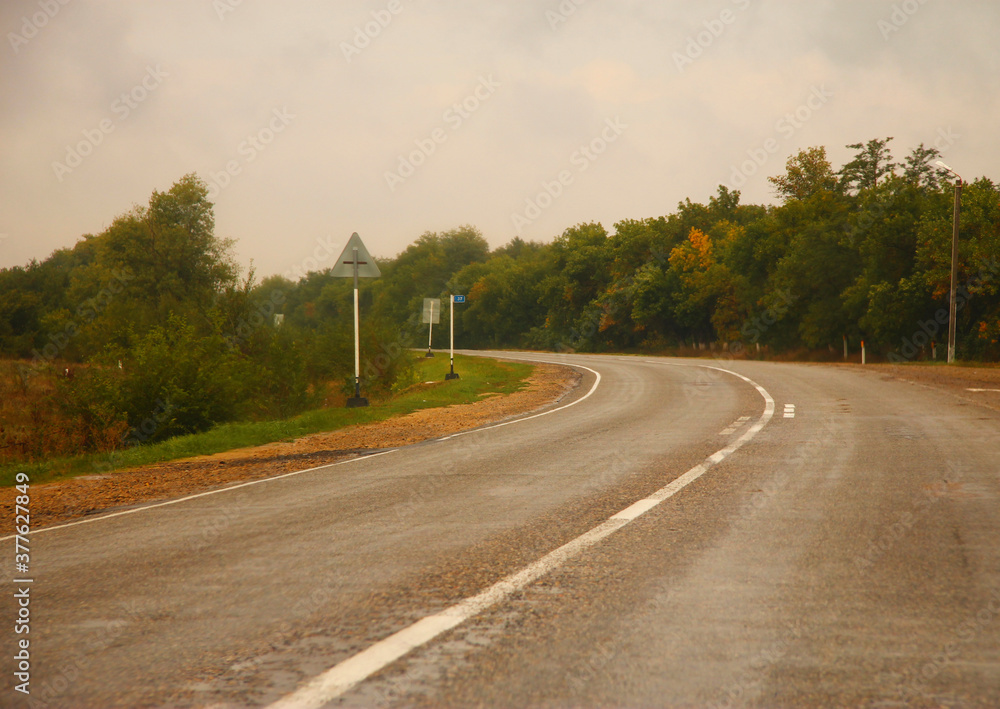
[331, 232, 381, 278]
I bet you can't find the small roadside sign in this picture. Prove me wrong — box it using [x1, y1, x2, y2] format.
[422, 298, 441, 324]
[453, 295, 466, 303]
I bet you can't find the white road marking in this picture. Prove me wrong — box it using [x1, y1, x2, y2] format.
[0, 452, 403, 541]
[966, 388, 1000, 393]
[2, 364, 602, 541]
[266, 362, 775, 709]
[784, 403, 796, 419]
[447, 361, 601, 437]
[611, 498, 660, 521]
[719, 416, 751, 435]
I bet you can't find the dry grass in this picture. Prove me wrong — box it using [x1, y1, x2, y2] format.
[0, 360, 125, 464]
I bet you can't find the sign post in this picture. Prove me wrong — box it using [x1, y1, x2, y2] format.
[446, 295, 465, 381]
[332, 232, 381, 407]
[422, 298, 440, 358]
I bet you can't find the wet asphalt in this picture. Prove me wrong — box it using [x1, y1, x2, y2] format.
[4, 353, 999, 708]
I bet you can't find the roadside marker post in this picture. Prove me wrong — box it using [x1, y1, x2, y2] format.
[332, 232, 381, 407]
[446, 295, 466, 380]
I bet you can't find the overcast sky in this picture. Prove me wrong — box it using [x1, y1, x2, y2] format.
[2, 0, 998, 278]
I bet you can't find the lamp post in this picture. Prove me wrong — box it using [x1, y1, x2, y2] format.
[936, 161, 963, 364]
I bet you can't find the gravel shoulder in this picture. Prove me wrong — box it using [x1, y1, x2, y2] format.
[5, 362, 580, 530]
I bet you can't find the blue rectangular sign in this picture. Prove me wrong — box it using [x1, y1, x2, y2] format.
[453, 295, 466, 303]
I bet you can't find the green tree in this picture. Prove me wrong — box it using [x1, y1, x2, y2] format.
[839, 137, 897, 193]
[902, 143, 950, 191]
[370, 225, 489, 329]
[768, 146, 839, 201]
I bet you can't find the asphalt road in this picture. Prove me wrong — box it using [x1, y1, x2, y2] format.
[4, 353, 999, 708]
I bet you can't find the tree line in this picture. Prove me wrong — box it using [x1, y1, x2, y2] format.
[391, 139, 999, 363]
[1, 137, 998, 457]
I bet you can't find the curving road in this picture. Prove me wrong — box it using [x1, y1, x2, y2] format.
[4, 353, 1000, 708]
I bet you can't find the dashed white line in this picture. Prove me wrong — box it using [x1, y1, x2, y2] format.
[720, 416, 751, 435]
[266, 362, 775, 709]
[784, 404, 796, 419]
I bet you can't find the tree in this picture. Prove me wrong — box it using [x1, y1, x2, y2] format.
[369, 225, 489, 329]
[902, 143, 951, 191]
[763, 188, 857, 348]
[839, 137, 897, 193]
[668, 228, 739, 342]
[50, 174, 239, 354]
[450, 253, 550, 348]
[768, 147, 839, 201]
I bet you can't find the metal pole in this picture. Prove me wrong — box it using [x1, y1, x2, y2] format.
[426, 301, 434, 357]
[353, 248, 361, 398]
[446, 294, 459, 380]
[947, 180, 962, 363]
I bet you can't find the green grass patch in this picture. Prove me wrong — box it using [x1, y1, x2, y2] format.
[1, 354, 532, 488]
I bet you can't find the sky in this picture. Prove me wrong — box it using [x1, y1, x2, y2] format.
[2, 0, 998, 279]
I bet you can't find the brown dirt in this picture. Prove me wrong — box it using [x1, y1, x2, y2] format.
[4, 362, 581, 530]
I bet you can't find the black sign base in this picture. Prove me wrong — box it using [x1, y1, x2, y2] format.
[346, 397, 369, 408]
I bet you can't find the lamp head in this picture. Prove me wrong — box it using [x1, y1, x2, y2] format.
[935, 160, 962, 183]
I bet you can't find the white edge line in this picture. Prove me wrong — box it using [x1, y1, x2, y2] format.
[3, 361, 602, 541]
[266, 360, 775, 709]
[448, 359, 601, 437]
[0, 450, 401, 541]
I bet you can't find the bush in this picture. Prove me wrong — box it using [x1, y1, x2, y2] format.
[357, 325, 417, 398]
[57, 316, 255, 446]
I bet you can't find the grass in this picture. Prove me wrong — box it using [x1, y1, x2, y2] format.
[0, 354, 532, 488]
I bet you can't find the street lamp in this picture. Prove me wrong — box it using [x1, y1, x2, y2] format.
[936, 160, 963, 364]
